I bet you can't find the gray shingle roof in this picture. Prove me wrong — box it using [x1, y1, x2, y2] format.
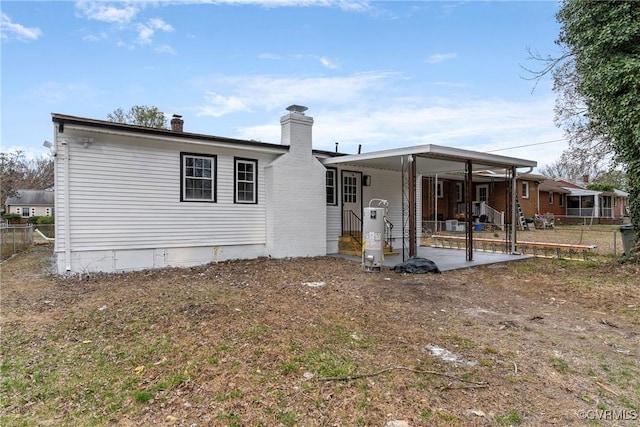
[5, 189, 54, 206]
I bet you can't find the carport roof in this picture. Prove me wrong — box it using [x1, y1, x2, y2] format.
[322, 143, 536, 176]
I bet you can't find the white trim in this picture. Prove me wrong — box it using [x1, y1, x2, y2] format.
[323, 144, 537, 168]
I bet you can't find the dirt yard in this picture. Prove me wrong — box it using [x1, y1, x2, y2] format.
[1, 245, 639, 426]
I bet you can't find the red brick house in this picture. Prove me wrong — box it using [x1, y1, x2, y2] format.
[421, 171, 545, 231]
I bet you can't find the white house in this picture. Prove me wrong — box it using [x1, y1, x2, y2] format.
[51, 106, 536, 274]
[5, 189, 55, 219]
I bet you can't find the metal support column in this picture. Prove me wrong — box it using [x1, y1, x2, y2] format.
[511, 166, 518, 254]
[401, 155, 417, 260]
[465, 159, 474, 261]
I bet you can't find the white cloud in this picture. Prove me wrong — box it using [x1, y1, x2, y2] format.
[425, 53, 458, 64]
[156, 44, 176, 55]
[213, 75, 565, 169]
[193, 71, 394, 115]
[148, 17, 174, 32]
[258, 53, 282, 60]
[184, 0, 373, 12]
[197, 92, 250, 117]
[257, 53, 340, 69]
[136, 18, 174, 45]
[82, 31, 109, 42]
[74, 1, 140, 25]
[318, 56, 339, 69]
[74, 2, 174, 48]
[0, 13, 42, 41]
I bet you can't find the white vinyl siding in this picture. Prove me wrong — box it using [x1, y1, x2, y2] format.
[56, 135, 275, 252]
[325, 166, 403, 245]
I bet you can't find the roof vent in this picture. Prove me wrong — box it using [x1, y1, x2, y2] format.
[286, 105, 308, 115]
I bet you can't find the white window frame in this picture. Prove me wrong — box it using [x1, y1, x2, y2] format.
[559, 194, 564, 207]
[522, 182, 530, 199]
[21, 207, 31, 217]
[549, 191, 554, 205]
[181, 153, 216, 202]
[436, 180, 444, 199]
[235, 157, 258, 204]
[476, 184, 489, 202]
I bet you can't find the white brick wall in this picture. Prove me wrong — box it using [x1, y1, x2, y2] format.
[265, 109, 326, 258]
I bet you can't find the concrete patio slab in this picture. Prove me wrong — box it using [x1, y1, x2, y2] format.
[335, 246, 533, 272]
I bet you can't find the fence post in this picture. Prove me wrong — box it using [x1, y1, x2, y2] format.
[613, 231, 617, 256]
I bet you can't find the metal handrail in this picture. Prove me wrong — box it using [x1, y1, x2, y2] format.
[343, 209, 393, 252]
[384, 217, 393, 251]
[342, 210, 362, 245]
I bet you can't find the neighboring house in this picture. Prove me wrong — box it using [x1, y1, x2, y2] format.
[613, 189, 630, 218]
[50, 106, 536, 274]
[5, 189, 55, 220]
[537, 178, 570, 218]
[421, 171, 545, 231]
[550, 179, 629, 223]
[539, 178, 629, 223]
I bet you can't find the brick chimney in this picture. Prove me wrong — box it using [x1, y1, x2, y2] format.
[280, 105, 313, 160]
[170, 114, 184, 132]
[582, 174, 589, 184]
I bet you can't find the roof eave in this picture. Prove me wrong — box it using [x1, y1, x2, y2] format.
[52, 113, 288, 154]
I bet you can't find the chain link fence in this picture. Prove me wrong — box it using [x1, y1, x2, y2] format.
[1, 225, 35, 260]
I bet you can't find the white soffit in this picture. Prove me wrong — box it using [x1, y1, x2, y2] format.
[322, 144, 537, 176]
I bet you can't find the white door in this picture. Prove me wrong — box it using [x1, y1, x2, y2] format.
[476, 184, 489, 202]
[342, 171, 362, 233]
[342, 172, 362, 214]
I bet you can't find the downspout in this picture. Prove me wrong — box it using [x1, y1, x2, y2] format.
[62, 139, 71, 272]
[34, 228, 54, 241]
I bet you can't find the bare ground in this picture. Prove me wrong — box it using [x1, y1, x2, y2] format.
[1, 245, 639, 426]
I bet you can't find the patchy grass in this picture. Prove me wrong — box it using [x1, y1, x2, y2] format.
[1, 246, 639, 426]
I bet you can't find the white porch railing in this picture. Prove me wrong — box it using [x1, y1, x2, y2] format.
[477, 202, 505, 231]
[455, 202, 505, 231]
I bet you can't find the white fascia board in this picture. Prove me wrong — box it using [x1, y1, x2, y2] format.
[322, 143, 536, 169]
[62, 124, 288, 155]
[563, 188, 600, 196]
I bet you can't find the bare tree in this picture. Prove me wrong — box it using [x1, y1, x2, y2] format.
[1, 151, 54, 208]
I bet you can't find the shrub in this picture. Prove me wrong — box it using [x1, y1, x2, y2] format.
[2, 213, 21, 224]
[37, 215, 55, 225]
